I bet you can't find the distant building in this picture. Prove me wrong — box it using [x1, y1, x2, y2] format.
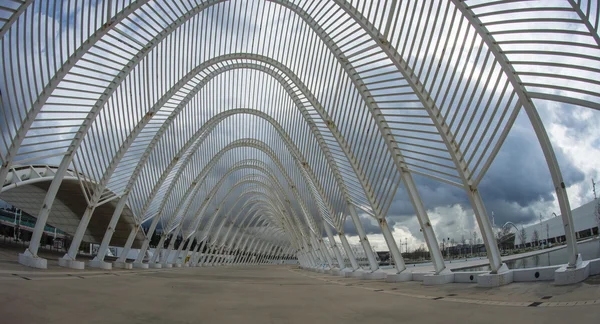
[516, 199, 600, 248]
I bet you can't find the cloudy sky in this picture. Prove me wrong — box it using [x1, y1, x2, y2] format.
[352, 100, 600, 251]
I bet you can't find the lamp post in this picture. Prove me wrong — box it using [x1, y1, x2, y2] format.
[14, 209, 21, 242]
[441, 238, 445, 259]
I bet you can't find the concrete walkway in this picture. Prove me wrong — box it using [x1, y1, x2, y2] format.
[1, 264, 599, 324]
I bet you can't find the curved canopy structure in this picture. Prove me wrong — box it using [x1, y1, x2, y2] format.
[0, 0, 598, 281]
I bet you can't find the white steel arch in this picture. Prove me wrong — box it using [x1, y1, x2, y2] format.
[0, 0, 598, 285]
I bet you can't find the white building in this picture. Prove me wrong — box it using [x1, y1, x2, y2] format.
[516, 199, 600, 247]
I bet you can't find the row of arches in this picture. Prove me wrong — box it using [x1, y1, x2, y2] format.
[0, 0, 598, 276]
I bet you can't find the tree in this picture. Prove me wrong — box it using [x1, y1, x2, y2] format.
[532, 230, 540, 246]
[520, 228, 527, 246]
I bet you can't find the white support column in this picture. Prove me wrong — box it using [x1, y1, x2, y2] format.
[114, 226, 139, 269]
[348, 206, 379, 272]
[338, 232, 360, 270]
[188, 239, 200, 265]
[309, 236, 325, 268]
[313, 235, 333, 269]
[89, 194, 130, 270]
[150, 234, 167, 263]
[207, 244, 219, 266]
[264, 245, 274, 264]
[378, 218, 412, 281]
[232, 250, 243, 265]
[58, 205, 98, 270]
[171, 236, 188, 267]
[213, 246, 225, 265]
[239, 237, 256, 265]
[252, 241, 266, 265]
[133, 213, 162, 266]
[303, 240, 318, 268]
[309, 244, 320, 267]
[233, 250, 244, 265]
[200, 242, 214, 266]
[258, 243, 270, 264]
[300, 249, 311, 268]
[262, 243, 273, 264]
[242, 240, 255, 265]
[19, 163, 71, 269]
[179, 238, 195, 266]
[204, 216, 228, 265]
[467, 190, 504, 273]
[191, 240, 207, 266]
[378, 218, 405, 272]
[318, 237, 335, 268]
[253, 241, 266, 265]
[401, 172, 446, 275]
[250, 239, 263, 265]
[267, 244, 279, 264]
[324, 224, 345, 269]
[161, 227, 182, 266]
[237, 235, 255, 265]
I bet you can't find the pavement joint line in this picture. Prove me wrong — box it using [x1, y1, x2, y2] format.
[292, 269, 600, 308]
[12, 273, 31, 280]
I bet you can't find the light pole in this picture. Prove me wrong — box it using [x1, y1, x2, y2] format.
[441, 238, 445, 259]
[14, 209, 21, 242]
[539, 213, 543, 247]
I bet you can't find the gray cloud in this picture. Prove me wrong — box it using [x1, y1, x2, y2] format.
[384, 111, 586, 230]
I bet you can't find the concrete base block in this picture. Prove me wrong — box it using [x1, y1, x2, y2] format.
[423, 271, 455, 285]
[173, 263, 182, 268]
[149, 263, 163, 269]
[338, 268, 355, 277]
[87, 260, 112, 270]
[330, 269, 341, 276]
[513, 266, 559, 282]
[348, 269, 367, 278]
[18, 253, 47, 269]
[477, 264, 513, 287]
[362, 270, 387, 280]
[589, 258, 600, 276]
[385, 271, 413, 282]
[132, 262, 149, 269]
[58, 257, 85, 270]
[454, 271, 487, 283]
[113, 261, 133, 270]
[161, 263, 173, 268]
[411, 272, 433, 282]
[555, 254, 590, 285]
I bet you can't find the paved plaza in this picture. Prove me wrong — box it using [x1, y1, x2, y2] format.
[2, 2, 600, 323]
[1, 250, 599, 324]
